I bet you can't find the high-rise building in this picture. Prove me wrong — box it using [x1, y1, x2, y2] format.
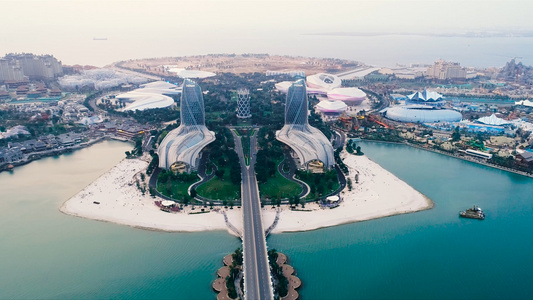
[236, 89, 251, 118]
[0, 53, 63, 82]
[426, 60, 466, 80]
[276, 79, 335, 171]
[158, 79, 215, 172]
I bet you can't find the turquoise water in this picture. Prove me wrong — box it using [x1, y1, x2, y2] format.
[2, 140, 533, 299]
[0, 141, 240, 299]
[269, 141, 533, 300]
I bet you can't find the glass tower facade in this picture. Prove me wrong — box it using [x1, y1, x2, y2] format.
[180, 79, 205, 127]
[157, 79, 215, 171]
[285, 79, 308, 125]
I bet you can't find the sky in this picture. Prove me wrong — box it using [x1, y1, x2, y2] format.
[1, 0, 532, 66]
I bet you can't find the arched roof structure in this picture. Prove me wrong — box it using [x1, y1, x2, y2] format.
[158, 79, 215, 171]
[276, 79, 335, 169]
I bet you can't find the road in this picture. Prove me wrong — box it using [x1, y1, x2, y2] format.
[232, 129, 273, 300]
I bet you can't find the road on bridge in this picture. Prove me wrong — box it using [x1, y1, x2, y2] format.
[231, 129, 273, 300]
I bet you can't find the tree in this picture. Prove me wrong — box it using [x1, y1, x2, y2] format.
[215, 169, 225, 180]
[125, 151, 131, 158]
[356, 146, 364, 155]
[190, 188, 197, 198]
[452, 126, 461, 142]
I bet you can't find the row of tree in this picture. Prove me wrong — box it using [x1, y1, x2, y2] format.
[268, 249, 289, 298]
[208, 127, 241, 185]
[255, 127, 284, 184]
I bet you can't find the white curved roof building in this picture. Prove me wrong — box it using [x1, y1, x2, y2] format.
[316, 100, 347, 113]
[158, 79, 215, 171]
[406, 90, 445, 107]
[275, 81, 293, 93]
[327, 87, 366, 104]
[408, 90, 443, 102]
[276, 79, 335, 170]
[306, 73, 342, 90]
[118, 81, 182, 111]
[477, 114, 512, 126]
[384, 105, 462, 123]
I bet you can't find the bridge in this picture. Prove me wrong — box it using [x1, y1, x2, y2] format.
[231, 129, 274, 300]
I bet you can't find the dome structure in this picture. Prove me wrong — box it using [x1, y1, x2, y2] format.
[327, 88, 366, 104]
[384, 105, 462, 123]
[306, 73, 342, 90]
[316, 100, 347, 114]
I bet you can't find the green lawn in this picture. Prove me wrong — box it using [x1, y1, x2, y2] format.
[297, 170, 340, 200]
[259, 172, 302, 200]
[196, 167, 241, 201]
[156, 174, 198, 201]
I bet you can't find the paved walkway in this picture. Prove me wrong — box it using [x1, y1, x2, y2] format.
[277, 149, 309, 199]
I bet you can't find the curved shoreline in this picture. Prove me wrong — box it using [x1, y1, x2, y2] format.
[60, 149, 434, 234]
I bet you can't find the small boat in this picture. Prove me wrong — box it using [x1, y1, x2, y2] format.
[459, 206, 485, 220]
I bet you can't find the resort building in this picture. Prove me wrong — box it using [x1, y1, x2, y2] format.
[0, 53, 63, 82]
[426, 60, 466, 80]
[157, 79, 215, 172]
[276, 79, 335, 171]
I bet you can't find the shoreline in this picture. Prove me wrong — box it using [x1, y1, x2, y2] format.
[0, 136, 133, 173]
[265, 151, 433, 233]
[60, 149, 434, 235]
[360, 138, 533, 178]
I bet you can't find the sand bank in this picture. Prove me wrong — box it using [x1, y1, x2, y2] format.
[263, 151, 433, 233]
[60, 157, 241, 233]
[61, 151, 432, 235]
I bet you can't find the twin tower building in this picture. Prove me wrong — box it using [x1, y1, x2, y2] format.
[157, 78, 334, 173]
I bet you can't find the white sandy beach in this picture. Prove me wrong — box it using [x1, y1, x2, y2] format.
[264, 151, 433, 233]
[60, 157, 239, 233]
[61, 151, 432, 235]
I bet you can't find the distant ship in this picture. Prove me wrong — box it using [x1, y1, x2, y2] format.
[459, 206, 485, 220]
[93, 37, 108, 41]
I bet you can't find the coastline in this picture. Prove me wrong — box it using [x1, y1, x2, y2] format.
[60, 156, 239, 234]
[60, 149, 433, 234]
[361, 138, 533, 178]
[264, 151, 433, 233]
[0, 136, 132, 173]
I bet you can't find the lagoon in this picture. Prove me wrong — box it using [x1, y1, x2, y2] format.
[1, 140, 532, 299]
